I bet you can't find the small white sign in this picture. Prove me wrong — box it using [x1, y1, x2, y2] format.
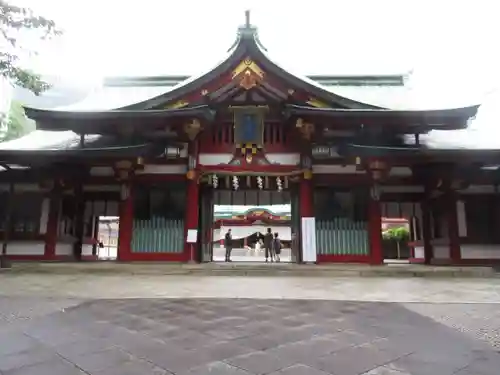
[186, 229, 198, 243]
[301, 217, 317, 263]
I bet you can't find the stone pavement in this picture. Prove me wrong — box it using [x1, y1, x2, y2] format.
[2, 273, 500, 303]
[0, 274, 500, 374]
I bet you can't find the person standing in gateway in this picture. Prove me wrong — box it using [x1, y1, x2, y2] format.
[224, 229, 233, 262]
[264, 228, 274, 262]
[273, 232, 282, 263]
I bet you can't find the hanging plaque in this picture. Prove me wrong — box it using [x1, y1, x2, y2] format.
[231, 106, 268, 146]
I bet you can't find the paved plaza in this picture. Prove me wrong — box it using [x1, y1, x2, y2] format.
[0, 274, 500, 374]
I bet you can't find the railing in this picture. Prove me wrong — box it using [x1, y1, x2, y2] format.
[316, 218, 369, 256]
[131, 217, 184, 253]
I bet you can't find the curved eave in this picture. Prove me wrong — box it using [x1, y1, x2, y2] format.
[118, 26, 384, 110]
[343, 144, 422, 157]
[345, 143, 500, 162]
[24, 105, 215, 122]
[0, 143, 164, 164]
[285, 104, 480, 129]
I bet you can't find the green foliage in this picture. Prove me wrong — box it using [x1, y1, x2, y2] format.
[0, 0, 61, 95]
[1, 100, 35, 141]
[382, 226, 410, 242]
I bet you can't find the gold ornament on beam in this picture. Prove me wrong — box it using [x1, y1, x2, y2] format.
[232, 58, 265, 90]
[303, 170, 313, 180]
[232, 58, 265, 79]
[295, 118, 315, 140]
[183, 119, 202, 140]
[114, 160, 134, 181]
[240, 70, 259, 90]
[368, 159, 389, 182]
[306, 97, 329, 108]
[164, 100, 189, 109]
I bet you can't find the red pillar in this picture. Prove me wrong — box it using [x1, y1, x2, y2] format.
[44, 192, 60, 259]
[117, 184, 133, 261]
[299, 176, 313, 218]
[184, 177, 200, 261]
[421, 195, 433, 264]
[368, 194, 383, 264]
[446, 191, 461, 263]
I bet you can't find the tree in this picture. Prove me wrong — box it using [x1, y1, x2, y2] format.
[1, 100, 35, 141]
[382, 226, 410, 259]
[1, 0, 61, 95]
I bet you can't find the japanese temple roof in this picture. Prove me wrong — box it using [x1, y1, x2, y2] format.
[19, 10, 484, 137]
[0, 130, 164, 163]
[345, 91, 500, 154]
[28, 73, 410, 113]
[286, 104, 479, 130]
[3, 11, 496, 156]
[24, 105, 215, 132]
[30, 72, 481, 113]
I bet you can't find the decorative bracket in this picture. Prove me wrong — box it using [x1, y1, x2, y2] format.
[113, 159, 141, 181]
[232, 58, 265, 90]
[183, 119, 203, 140]
[296, 118, 315, 140]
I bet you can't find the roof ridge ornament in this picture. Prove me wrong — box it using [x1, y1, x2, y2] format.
[227, 10, 268, 52]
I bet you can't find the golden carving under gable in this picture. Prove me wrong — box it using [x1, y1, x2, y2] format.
[232, 58, 265, 90]
[164, 100, 189, 109]
[232, 58, 265, 78]
[306, 97, 329, 108]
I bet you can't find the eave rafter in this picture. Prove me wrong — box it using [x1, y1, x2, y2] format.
[26, 105, 216, 136]
[283, 104, 480, 132]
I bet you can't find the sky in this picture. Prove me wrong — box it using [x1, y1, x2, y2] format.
[10, 0, 500, 90]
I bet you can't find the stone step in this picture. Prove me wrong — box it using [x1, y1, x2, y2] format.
[6, 261, 497, 278]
